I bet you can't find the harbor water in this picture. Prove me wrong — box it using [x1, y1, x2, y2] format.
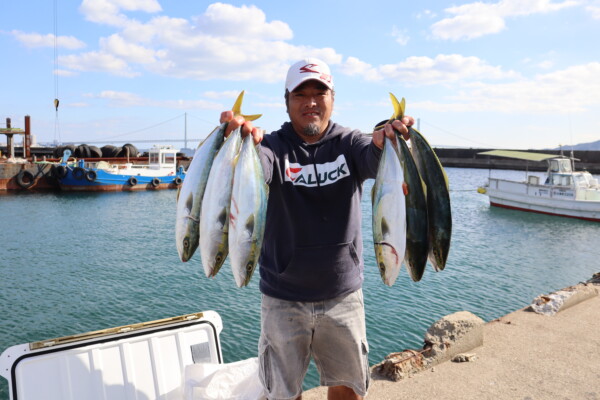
[1, 167, 599, 398]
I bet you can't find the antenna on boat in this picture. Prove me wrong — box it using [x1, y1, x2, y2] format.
[53, 0, 61, 144]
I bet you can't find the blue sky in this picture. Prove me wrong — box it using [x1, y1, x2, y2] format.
[1, 0, 599, 150]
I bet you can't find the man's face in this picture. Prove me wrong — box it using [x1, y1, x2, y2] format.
[287, 80, 334, 142]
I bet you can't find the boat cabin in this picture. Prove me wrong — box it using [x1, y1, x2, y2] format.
[545, 157, 599, 189]
[148, 145, 178, 169]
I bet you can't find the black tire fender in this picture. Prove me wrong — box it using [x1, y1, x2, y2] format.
[16, 170, 35, 189]
[85, 170, 97, 182]
[72, 167, 86, 180]
[151, 177, 161, 188]
[128, 176, 138, 186]
[53, 165, 68, 179]
[173, 176, 182, 185]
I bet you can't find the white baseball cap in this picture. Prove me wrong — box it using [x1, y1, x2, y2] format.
[285, 58, 334, 92]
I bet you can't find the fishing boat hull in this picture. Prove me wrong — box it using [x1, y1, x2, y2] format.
[55, 145, 186, 192]
[57, 166, 184, 192]
[486, 178, 600, 222]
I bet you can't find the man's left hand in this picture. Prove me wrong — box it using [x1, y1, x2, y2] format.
[372, 116, 415, 150]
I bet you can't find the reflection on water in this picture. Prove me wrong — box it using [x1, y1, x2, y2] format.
[1, 168, 599, 397]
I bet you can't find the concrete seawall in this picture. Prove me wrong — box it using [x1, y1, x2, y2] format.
[436, 148, 600, 174]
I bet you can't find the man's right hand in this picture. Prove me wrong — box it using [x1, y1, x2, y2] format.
[220, 111, 264, 145]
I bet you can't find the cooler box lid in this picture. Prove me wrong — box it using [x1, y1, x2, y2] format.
[0, 311, 223, 400]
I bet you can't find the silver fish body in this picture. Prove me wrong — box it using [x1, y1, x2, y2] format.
[175, 123, 226, 262]
[409, 127, 451, 271]
[199, 127, 242, 277]
[398, 135, 429, 281]
[228, 135, 268, 287]
[372, 136, 406, 286]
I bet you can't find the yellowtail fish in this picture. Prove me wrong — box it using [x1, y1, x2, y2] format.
[228, 134, 268, 287]
[397, 135, 429, 281]
[409, 125, 452, 271]
[175, 123, 226, 262]
[383, 93, 452, 271]
[175, 91, 261, 262]
[199, 127, 242, 277]
[372, 135, 406, 286]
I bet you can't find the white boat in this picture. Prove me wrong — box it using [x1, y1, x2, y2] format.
[478, 150, 600, 222]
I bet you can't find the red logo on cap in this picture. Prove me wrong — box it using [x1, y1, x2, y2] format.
[299, 64, 319, 74]
[299, 63, 332, 85]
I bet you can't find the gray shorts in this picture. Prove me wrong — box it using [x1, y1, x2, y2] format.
[258, 289, 370, 400]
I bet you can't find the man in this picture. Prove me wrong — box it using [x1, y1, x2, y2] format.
[221, 58, 413, 400]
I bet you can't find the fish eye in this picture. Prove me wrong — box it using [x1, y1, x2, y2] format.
[183, 238, 189, 248]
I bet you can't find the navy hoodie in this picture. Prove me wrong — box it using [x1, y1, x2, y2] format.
[257, 121, 381, 301]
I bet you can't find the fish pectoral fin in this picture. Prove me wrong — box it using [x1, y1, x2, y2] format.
[244, 214, 255, 236]
[185, 192, 194, 213]
[217, 208, 228, 230]
[380, 217, 390, 238]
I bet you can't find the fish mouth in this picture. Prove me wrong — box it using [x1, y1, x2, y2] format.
[375, 241, 400, 264]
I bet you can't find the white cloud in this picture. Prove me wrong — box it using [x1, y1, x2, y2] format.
[391, 26, 410, 46]
[88, 90, 223, 110]
[100, 34, 160, 64]
[11, 30, 86, 49]
[431, 0, 580, 41]
[417, 62, 600, 114]
[193, 2, 292, 40]
[587, 5, 600, 18]
[59, 52, 139, 77]
[537, 60, 554, 69]
[63, 3, 342, 81]
[342, 54, 519, 85]
[416, 9, 437, 19]
[54, 69, 78, 77]
[79, 0, 161, 27]
[339, 57, 382, 81]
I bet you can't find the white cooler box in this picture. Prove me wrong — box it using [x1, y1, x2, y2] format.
[0, 310, 261, 400]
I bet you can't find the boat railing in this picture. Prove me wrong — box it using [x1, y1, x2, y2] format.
[490, 176, 578, 198]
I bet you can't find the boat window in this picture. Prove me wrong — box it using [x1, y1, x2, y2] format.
[150, 153, 159, 164]
[558, 159, 572, 173]
[552, 174, 561, 185]
[550, 160, 559, 172]
[163, 154, 176, 165]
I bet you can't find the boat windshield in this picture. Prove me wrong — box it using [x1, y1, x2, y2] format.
[572, 173, 599, 189]
[549, 159, 572, 173]
[550, 174, 571, 186]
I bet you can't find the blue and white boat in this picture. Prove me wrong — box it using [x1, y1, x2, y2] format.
[54, 145, 186, 192]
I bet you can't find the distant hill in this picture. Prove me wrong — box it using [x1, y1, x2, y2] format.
[552, 140, 600, 151]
